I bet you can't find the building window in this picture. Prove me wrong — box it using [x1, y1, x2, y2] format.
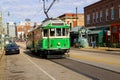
[100, 10, 102, 22]
[111, 7, 114, 20]
[86, 14, 90, 24]
[67, 21, 69, 24]
[119, 5, 120, 18]
[92, 12, 95, 23]
[70, 23, 72, 30]
[106, 8, 108, 21]
[96, 12, 98, 23]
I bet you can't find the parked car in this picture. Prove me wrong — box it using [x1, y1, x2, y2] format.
[4, 42, 20, 54]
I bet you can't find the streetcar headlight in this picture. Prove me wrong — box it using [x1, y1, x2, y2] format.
[57, 42, 60, 46]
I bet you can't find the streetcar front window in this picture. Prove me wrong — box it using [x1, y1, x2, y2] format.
[50, 29, 55, 36]
[56, 28, 61, 36]
[56, 28, 69, 36]
[49, 28, 69, 37]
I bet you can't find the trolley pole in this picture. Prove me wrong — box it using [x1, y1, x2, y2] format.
[42, 0, 58, 19]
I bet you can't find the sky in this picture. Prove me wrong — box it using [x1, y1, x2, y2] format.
[0, 0, 100, 24]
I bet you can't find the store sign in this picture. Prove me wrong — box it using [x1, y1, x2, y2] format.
[107, 31, 110, 35]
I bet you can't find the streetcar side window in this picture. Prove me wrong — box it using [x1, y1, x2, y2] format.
[62, 28, 65, 36]
[56, 28, 61, 36]
[66, 28, 69, 36]
[50, 29, 55, 36]
[43, 29, 48, 37]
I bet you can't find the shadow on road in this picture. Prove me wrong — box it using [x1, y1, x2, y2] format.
[23, 49, 66, 59]
[23, 50, 44, 59]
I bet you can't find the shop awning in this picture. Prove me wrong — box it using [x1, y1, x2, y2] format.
[88, 30, 103, 35]
[70, 26, 82, 33]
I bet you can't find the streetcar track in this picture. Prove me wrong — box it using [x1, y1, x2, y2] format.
[69, 57, 120, 74]
[19, 46, 120, 80]
[0, 50, 5, 61]
[49, 58, 120, 80]
[49, 58, 99, 80]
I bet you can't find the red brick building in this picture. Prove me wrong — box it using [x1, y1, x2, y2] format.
[84, 0, 120, 27]
[17, 21, 32, 41]
[58, 13, 84, 29]
[84, 0, 120, 47]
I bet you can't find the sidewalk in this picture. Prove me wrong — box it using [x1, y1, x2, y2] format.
[0, 50, 6, 80]
[78, 47, 120, 55]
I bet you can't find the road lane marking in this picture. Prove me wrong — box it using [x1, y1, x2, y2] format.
[22, 54, 56, 80]
[0, 50, 5, 61]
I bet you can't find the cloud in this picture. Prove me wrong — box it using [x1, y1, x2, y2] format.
[1, 0, 100, 23]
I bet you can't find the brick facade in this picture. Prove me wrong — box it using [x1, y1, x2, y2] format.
[17, 21, 32, 40]
[58, 13, 84, 28]
[84, 0, 120, 27]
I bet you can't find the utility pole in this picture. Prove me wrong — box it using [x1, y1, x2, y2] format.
[42, 0, 58, 19]
[76, 7, 78, 26]
[0, 12, 2, 49]
[0, 12, 2, 34]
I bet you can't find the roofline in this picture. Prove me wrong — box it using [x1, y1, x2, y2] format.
[84, 0, 102, 9]
[58, 13, 84, 18]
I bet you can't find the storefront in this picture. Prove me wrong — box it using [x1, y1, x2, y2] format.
[110, 22, 120, 47]
[70, 26, 81, 46]
[88, 30, 103, 47]
[70, 26, 89, 48]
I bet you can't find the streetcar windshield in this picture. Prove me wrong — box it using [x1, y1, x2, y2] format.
[56, 28, 61, 36]
[50, 28, 55, 36]
[56, 28, 69, 36]
[49, 28, 69, 37]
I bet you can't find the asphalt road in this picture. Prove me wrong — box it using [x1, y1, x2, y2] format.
[51, 58, 120, 80]
[69, 49, 120, 73]
[1, 42, 119, 80]
[3, 47, 92, 80]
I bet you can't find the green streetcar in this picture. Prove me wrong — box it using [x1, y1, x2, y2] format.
[26, 18, 70, 58]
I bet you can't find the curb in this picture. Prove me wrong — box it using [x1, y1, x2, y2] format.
[71, 47, 120, 55]
[80, 49, 120, 55]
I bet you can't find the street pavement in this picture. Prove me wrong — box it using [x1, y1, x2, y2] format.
[0, 42, 120, 80]
[16, 42, 120, 72]
[2, 44, 92, 80]
[0, 50, 6, 80]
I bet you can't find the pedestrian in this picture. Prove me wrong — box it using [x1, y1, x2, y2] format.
[91, 41, 95, 48]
